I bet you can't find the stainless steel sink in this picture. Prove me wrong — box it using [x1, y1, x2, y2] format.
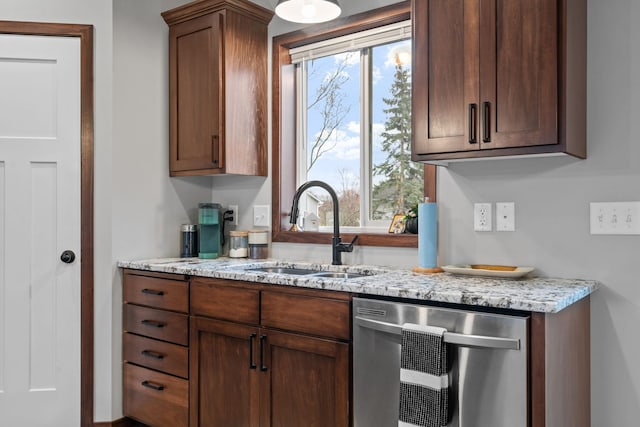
[246, 266, 372, 279]
[310, 271, 368, 279]
[248, 267, 318, 275]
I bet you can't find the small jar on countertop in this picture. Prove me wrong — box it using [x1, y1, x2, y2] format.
[248, 229, 269, 259]
[229, 230, 249, 258]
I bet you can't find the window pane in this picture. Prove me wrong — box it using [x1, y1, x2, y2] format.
[370, 40, 422, 220]
[304, 51, 361, 227]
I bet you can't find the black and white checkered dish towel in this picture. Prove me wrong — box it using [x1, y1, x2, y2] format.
[398, 323, 449, 427]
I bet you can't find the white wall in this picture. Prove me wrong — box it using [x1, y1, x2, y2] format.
[111, 0, 213, 420]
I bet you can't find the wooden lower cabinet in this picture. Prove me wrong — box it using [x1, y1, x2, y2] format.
[190, 317, 259, 427]
[190, 317, 350, 427]
[188, 278, 352, 427]
[262, 329, 349, 427]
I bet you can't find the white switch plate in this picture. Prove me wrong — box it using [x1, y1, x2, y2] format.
[590, 202, 640, 235]
[496, 202, 515, 231]
[474, 203, 492, 231]
[253, 205, 270, 227]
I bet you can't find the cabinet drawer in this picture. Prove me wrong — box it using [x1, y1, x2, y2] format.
[123, 333, 188, 379]
[124, 363, 188, 427]
[191, 279, 259, 324]
[124, 304, 188, 346]
[124, 273, 188, 313]
[261, 291, 350, 340]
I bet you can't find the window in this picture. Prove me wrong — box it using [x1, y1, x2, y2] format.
[291, 21, 422, 233]
[272, 2, 435, 247]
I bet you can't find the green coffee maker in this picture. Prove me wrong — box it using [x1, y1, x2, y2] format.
[198, 203, 222, 259]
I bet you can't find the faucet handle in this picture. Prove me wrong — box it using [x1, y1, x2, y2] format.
[337, 235, 358, 253]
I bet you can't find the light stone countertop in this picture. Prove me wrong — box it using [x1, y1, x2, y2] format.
[117, 257, 600, 313]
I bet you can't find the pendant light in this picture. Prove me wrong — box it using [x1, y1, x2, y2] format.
[275, 0, 342, 24]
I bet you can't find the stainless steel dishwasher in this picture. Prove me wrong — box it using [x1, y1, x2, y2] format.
[353, 297, 529, 427]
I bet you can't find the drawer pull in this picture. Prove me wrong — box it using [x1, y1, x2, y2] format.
[141, 288, 165, 296]
[141, 349, 165, 360]
[249, 333, 257, 370]
[259, 335, 268, 372]
[141, 380, 165, 391]
[141, 319, 166, 328]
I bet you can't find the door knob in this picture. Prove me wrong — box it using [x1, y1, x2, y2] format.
[60, 250, 76, 264]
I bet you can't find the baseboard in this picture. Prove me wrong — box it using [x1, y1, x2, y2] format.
[94, 417, 145, 427]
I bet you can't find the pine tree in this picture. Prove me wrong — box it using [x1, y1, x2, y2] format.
[372, 63, 423, 219]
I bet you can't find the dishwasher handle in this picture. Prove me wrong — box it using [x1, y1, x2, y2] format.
[354, 316, 521, 350]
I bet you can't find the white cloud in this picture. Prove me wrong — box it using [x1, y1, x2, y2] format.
[372, 65, 383, 85]
[347, 121, 360, 134]
[310, 127, 360, 161]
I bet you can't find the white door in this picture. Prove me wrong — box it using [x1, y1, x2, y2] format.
[0, 34, 81, 426]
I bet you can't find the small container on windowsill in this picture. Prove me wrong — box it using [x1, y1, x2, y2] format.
[248, 229, 269, 259]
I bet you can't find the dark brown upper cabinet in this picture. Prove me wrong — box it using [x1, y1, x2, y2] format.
[411, 0, 586, 163]
[162, 0, 273, 177]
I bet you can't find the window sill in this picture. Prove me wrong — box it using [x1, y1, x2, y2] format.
[272, 230, 417, 248]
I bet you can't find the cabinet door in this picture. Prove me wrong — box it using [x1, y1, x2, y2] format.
[259, 330, 350, 427]
[412, 0, 480, 155]
[190, 317, 259, 427]
[479, 0, 557, 149]
[169, 12, 223, 174]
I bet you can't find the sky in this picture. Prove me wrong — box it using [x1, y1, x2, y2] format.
[304, 39, 412, 195]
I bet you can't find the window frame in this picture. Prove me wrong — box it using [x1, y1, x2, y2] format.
[271, 1, 436, 248]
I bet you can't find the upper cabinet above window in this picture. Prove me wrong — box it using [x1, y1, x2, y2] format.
[411, 0, 587, 163]
[162, 0, 273, 177]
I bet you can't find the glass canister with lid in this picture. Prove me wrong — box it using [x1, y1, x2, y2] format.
[229, 230, 249, 258]
[248, 229, 269, 259]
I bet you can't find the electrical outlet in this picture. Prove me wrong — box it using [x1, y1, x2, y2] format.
[474, 203, 492, 231]
[590, 202, 640, 235]
[228, 205, 238, 226]
[496, 202, 515, 231]
[253, 205, 270, 227]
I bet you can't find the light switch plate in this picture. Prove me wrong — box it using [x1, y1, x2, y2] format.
[253, 205, 270, 227]
[496, 202, 515, 231]
[590, 202, 640, 235]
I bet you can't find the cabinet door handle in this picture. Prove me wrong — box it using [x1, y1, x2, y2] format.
[141, 380, 165, 391]
[259, 335, 268, 372]
[141, 319, 165, 328]
[211, 135, 219, 166]
[249, 333, 257, 370]
[469, 103, 477, 144]
[141, 288, 164, 296]
[482, 101, 491, 143]
[141, 349, 165, 360]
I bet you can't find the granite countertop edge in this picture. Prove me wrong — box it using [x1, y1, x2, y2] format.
[117, 258, 600, 313]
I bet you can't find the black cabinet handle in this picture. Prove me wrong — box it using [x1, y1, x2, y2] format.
[141, 380, 165, 391]
[141, 288, 164, 296]
[212, 135, 219, 166]
[141, 350, 165, 360]
[469, 103, 477, 144]
[259, 335, 268, 372]
[482, 101, 491, 143]
[249, 333, 257, 370]
[141, 319, 165, 328]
